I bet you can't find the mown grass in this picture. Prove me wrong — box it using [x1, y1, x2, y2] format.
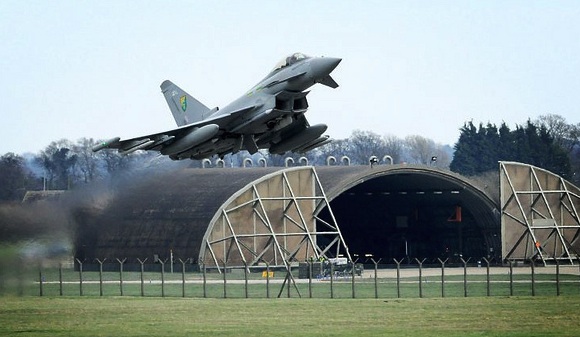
[0, 296, 579, 336]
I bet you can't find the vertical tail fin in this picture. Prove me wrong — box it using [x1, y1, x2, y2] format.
[160, 80, 211, 126]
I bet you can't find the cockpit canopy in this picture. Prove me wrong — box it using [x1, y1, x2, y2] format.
[272, 52, 310, 72]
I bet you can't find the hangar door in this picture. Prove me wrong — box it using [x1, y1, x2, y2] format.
[315, 166, 500, 262]
[199, 167, 351, 270]
[500, 161, 580, 265]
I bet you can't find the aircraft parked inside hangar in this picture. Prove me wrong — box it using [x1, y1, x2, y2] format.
[92, 53, 341, 160]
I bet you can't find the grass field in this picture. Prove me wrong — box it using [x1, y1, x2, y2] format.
[1, 296, 579, 336]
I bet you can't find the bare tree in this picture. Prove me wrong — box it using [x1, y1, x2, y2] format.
[383, 134, 404, 164]
[347, 130, 388, 165]
[98, 148, 133, 175]
[535, 114, 580, 184]
[35, 139, 78, 190]
[317, 138, 351, 165]
[536, 114, 579, 152]
[73, 138, 101, 183]
[403, 135, 451, 168]
[404, 135, 434, 165]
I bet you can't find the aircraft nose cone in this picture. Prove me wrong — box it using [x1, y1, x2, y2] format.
[310, 57, 342, 77]
[322, 57, 342, 72]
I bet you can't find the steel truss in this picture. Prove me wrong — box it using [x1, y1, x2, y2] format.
[500, 161, 580, 265]
[200, 166, 351, 273]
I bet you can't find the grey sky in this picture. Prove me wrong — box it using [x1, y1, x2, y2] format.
[1, 1, 579, 155]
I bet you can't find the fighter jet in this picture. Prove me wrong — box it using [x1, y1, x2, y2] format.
[92, 52, 341, 160]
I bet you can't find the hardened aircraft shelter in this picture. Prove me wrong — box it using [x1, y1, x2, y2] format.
[74, 158, 580, 274]
[76, 161, 513, 271]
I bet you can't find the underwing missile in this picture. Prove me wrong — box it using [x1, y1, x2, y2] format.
[118, 140, 155, 155]
[92, 137, 121, 152]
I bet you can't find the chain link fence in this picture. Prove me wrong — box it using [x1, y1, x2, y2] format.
[4, 257, 580, 299]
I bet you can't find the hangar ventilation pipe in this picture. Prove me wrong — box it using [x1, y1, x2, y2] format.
[326, 156, 337, 166]
[216, 159, 225, 168]
[202, 158, 212, 168]
[285, 157, 294, 167]
[243, 158, 253, 168]
[299, 157, 309, 166]
[258, 157, 267, 167]
[383, 155, 393, 165]
[341, 156, 350, 166]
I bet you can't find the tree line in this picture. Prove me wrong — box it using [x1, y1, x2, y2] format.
[450, 114, 579, 184]
[1, 113, 578, 202]
[0, 132, 451, 202]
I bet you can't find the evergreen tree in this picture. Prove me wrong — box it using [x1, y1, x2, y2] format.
[450, 121, 479, 175]
[451, 119, 572, 178]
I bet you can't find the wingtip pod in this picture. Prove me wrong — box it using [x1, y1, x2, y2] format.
[92, 137, 121, 152]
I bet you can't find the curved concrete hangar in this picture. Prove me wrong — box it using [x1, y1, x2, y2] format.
[76, 164, 499, 268]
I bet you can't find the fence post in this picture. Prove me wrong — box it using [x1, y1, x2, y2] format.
[371, 258, 381, 299]
[287, 268, 291, 298]
[170, 250, 174, 274]
[222, 260, 227, 299]
[556, 259, 560, 296]
[38, 267, 43, 297]
[137, 258, 147, 297]
[351, 259, 358, 299]
[437, 258, 448, 298]
[202, 262, 207, 298]
[415, 258, 426, 298]
[483, 257, 491, 297]
[308, 259, 313, 299]
[159, 259, 166, 298]
[508, 260, 513, 296]
[460, 257, 470, 297]
[179, 258, 188, 298]
[266, 263, 270, 299]
[393, 258, 402, 298]
[244, 262, 249, 299]
[76, 258, 84, 296]
[330, 262, 334, 299]
[530, 259, 535, 297]
[117, 258, 126, 296]
[59, 263, 63, 296]
[95, 258, 106, 297]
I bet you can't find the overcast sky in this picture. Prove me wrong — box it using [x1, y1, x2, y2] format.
[1, 1, 579, 155]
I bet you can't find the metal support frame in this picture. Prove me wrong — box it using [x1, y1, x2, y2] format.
[500, 162, 580, 265]
[200, 167, 351, 277]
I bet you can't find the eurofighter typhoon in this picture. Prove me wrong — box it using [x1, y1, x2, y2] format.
[92, 53, 341, 160]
